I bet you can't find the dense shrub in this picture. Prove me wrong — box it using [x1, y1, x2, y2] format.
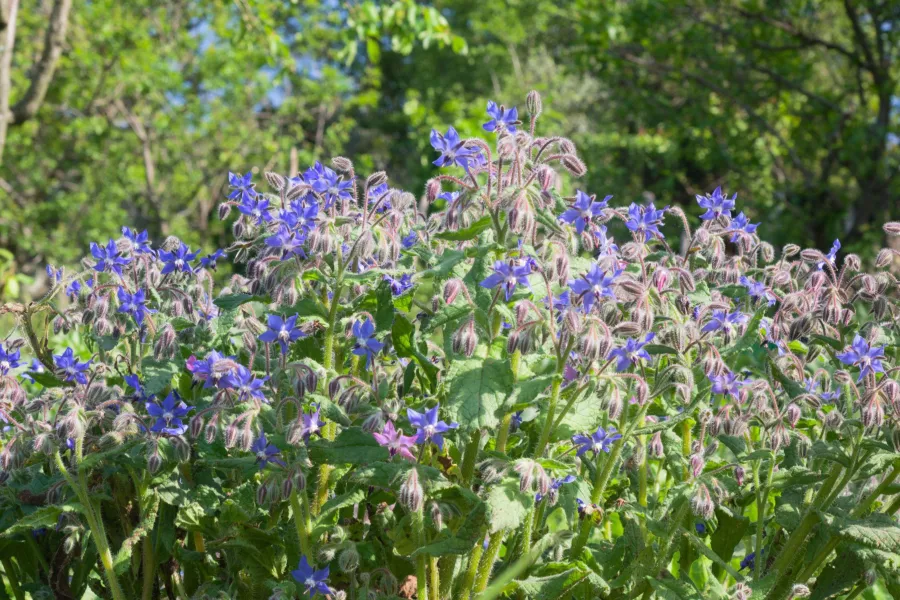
[1, 92, 900, 600]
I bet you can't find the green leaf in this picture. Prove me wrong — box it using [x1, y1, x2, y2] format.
[317, 488, 366, 524]
[26, 370, 71, 388]
[648, 578, 704, 599]
[413, 497, 487, 557]
[141, 358, 182, 395]
[645, 344, 680, 356]
[710, 506, 750, 565]
[823, 513, 900, 552]
[767, 357, 806, 400]
[807, 548, 864, 600]
[213, 293, 266, 310]
[422, 303, 473, 333]
[722, 306, 766, 357]
[392, 314, 415, 358]
[308, 427, 389, 465]
[509, 375, 553, 405]
[420, 249, 467, 279]
[514, 567, 607, 600]
[435, 216, 492, 241]
[286, 297, 328, 319]
[351, 461, 451, 492]
[443, 357, 515, 433]
[2, 504, 84, 537]
[485, 479, 531, 533]
[375, 282, 395, 331]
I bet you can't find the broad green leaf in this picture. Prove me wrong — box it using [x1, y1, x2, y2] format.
[413, 497, 487, 557]
[485, 479, 531, 533]
[2, 504, 84, 536]
[710, 506, 750, 565]
[317, 488, 366, 524]
[444, 357, 515, 433]
[308, 427, 390, 465]
[351, 461, 451, 492]
[213, 293, 267, 310]
[435, 216, 492, 241]
[26, 371, 70, 388]
[648, 577, 704, 599]
[822, 513, 900, 553]
[514, 567, 608, 600]
[141, 358, 182, 395]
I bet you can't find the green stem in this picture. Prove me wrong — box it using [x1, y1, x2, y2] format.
[753, 459, 774, 581]
[460, 431, 481, 488]
[535, 375, 563, 456]
[457, 539, 485, 600]
[439, 556, 457, 599]
[142, 535, 155, 600]
[430, 556, 440, 600]
[681, 420, 692, 481]
[0, 558, 24, 600]
[637, 415, 648, 509]
[474, 531, 505, 594]
[412, 508, 429, 600]
[474, 534, 557, 600]
[290, 490, 312, 557]
[54, 451, 127, 600]
[570, 437, 625, 558]
[495, 413, 512, 454]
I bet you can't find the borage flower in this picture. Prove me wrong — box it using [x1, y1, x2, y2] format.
[625, 203, 667, 242]
[608, 333, 655, 372]
[569, 264, 620, 313]
[401, 231, 417, 249]
[594, 225, 618, 257]
[560, 191, 609, 234]
[259, 314, 305, 355]
[159, 243, 200, 275]
[296, 404, 326, 442]
[535, 475, 576, 502]
[0, 343, 22, 376]
[122, 227, 153, 255]
[709, 370, 750, 399]
[237, 195, 272, 225]
[291, 556, 331, 598]
[701, 310, 747, 335]
[430, 126, 481, 171]
[199, 249, 225, 270]
[407, 404, 458, 450]
[351, 318, 384, 367]
[228, 171, 257, 204]
[265, 225, 307, 259]
[739, 276, 776, 306]
[222, 365, 267, 402]
[384, 273, 413, 296]
[483, 100, 518, 134]
[729, 212, 759, 242]
[91, 239, 131, 276]
[117, 287, 155, 326]
[836, 334, 886, 382]
[53, 348, 91, 384]
[818, 239, 841, 270]
[696, 187, 736, 220]
[146, 392, 192, 435]
[312, 166, 354, 210]
[480, 261, 531, 302]
[372, 421, 417, 461]
[251, 432, 286, 469]
[572, 426, 622, 457]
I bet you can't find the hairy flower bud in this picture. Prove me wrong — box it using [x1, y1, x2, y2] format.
[256, 481, 269, 506]
[339, 546, 360, 572]
[790, 584, 810, 598]
[452, 318, 477, 358]
[218, 202, 232, 220]
[690, 484, 714, 520]
[822, 409, 843, 431]
[147, 452, 162, 474]
[560, 155, 587, 177]
[332, 156, 353, 172]
[399, 468, 424, 512]
[443, 279, 462, 305]
[154, 323, 177, 360]
[172, 436, 191, 463]
[224, 423, 239, 448]
[648, 432, 664, 459]
[786, 403, 801, 428]
[264, 171, 286, 192]
[526, 90, 542, 117]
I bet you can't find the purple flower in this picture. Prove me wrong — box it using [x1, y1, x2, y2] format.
[695, 523, 707, 535]
[437, 191, 460, 203]
[535, 475, 576, 502]
[407, 404, 458, 450]
[701, 310, 748, 335]
[430, 126, 481, 170]
[709, 370, 749, 399]
[122, 227, 153, 255]
[251, 432, 286, 469]
[21, 358, 44, 384]
[368, 183, 391, 212]
[91, 239, 132, 276]
[569, 264, 620, 313]
[572, 426, 622, 457]
[297, 404, 326, 442]
[818, 239, 841, 270]
[594, 225, 618, 257]
[237, 195, 272, 225]
[836, 334, 886, 382]
[199, 249, 225, 270]
[284, 198, 319, 233]
[384, 273, 413, 296]
[146, 392, 192, 435]
[510, 411, 524, 430]
[228, 171, 257, 204]
[625, 203, 667, 242]
[740, 551, 761, 571]
[372, 421, 417, 461]
[158, 242, 200, 275]
[291, 556, 331, 598]
[480, 261, 531, 301]
[259, 314, 305, 355]
[66, 277, 92, 300]
[53, 348, 91, 384]
[0, 343, 22, 376]
[559, 191, 610, 234]
[186, 351, 237, 389]
[696, 187, 736, 220]
[46, 264, 62, 282]
[352, 318, 384, 367]
[117, 287, 155, 325]
[222, 365, 268, 402]
[265, 225, 307, 259]
[483, 101, 518, 134]
[124, 374, 151, 402]
[739, 276, 776, 306]
[729, 212, 759, 242]
[401, 231, 417, 249]
[311, 165, 354, 209]
[607, 333, 655, 372]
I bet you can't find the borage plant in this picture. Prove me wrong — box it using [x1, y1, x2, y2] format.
[2, 91, 900, 600]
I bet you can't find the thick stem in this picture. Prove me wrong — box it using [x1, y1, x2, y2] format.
[290, 490, 312, 557]
[314, 278, 344, 515]
[460, 431, 481, 488]
[457, 539, 484, 600]
[412, 509, 429, 600]
[429, 556, 440, 600]
[0, 558, 24, 600]
[570, 437, 625, 558]
[142, 535, 155, 600]
[535, 375, 563, 457]
[474, 531, 505, 594]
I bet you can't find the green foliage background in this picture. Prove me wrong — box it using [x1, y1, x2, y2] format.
[2, 0, 899, 298]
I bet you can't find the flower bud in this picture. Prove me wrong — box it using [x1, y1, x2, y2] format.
[147, 452, 162, 474]
[690, 484, 714, 520]
[560, 155, 587, 177]
[265, 171, 286, 191]
[862, 397, 884, 429]
[790, 584, 810, 598]
[332, 156, 353, 172]
[876, 248, 894, 268]
[224, 423, 239, 448]
[452, 319, 477, 357]
[338, 546, 360, 572]
[823, 409, 843, 431]
[399, 468, 424, 512]
[256, 482, 269, 506]
[649, 432, 664, 459]
[690, 453, 705, 478]
[366, 171, 387, 191]
[536, 165, 557, 192]
[786, 403, 801, 428]
[172, 436, 191, 463]
[443, 279, 462, 305]
[526, 90, 542, 117]
[731, 582, 752, 600]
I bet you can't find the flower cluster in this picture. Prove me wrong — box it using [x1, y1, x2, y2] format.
[1, 91, 899, 600]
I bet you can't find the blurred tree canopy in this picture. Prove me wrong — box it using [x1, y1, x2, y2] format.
[0, 0, 897, 298]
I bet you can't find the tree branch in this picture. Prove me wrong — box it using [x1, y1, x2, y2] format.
[0, 0, 19, 165]
[9, 0, 73, 124]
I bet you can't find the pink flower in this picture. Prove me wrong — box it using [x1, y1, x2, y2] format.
[372, 421, 417, 462]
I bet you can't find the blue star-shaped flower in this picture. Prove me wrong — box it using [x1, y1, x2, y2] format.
[572, 426, 622, 457]
[709, 370, 750, 398]
[701, 310, 748, 335]
[228, 171, 257, 204]
[407, 404, 458, 450]
[258, 314, 305, 355]
[384, 273, 413, 296]
[53, 348, 91, 384]
[818, 239, 841, 270]
[729, 212, 759, 242]
[199, 249, 226, 270]
[311, 166, 354, 209]
[625, 203, 667, 242]
[265, 225, 307, 259]
[251, 432, 286, 469]
[237, 195, 273, 225]
[559, 191, 610, 234]
[535, 475, 576, 502]
[91, 239, 132, 276]
[117, 287, 155, 325]
[569, 264, 621, 313]
[836, 334, 886, 382]
[739, 276, 776, 306]
[291, 556, 332, 598]
[146, 392, 192, 435]
[351, 318, 384, 367]
[122, 227, 153, 255]
[158, 242, 200, 275]
[0, 343, 22, 376]
[696, 186, 736, 220]
[607, 333, 655, 372]
[430, 126, 481, 171]
[483, 100, 519, 134]
[480, 261, 531, 301]
[222, 365, 268, 402]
